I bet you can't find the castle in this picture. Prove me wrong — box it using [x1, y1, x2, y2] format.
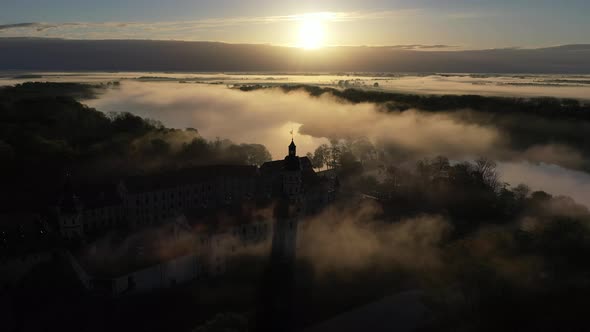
[51, 139, 338, 295]
[56, 139, 336, 240]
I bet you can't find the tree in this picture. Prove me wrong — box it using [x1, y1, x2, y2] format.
[416, 158, 432, 180]
[449, 161, 476, 186]
[431, 156, 451, 179]
[350, 137, 375, 164]
[145, 138, 171, 156]
[513, 184, 531, 201]
[338, 150, 363, 178]
[328, 140, 342, 169]
[240, 143, 272, 166]
[474, 157, 500, 191]
[384, 165, 404, 190]
[312, 144, 330, 170]
[179, 137, 211, 162]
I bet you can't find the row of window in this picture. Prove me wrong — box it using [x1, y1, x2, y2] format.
[131, 187, 255, 207]
[84, 206, 121, 217]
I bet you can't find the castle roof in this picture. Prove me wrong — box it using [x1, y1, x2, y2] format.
[260, 156, 313, 174]
[123, 165, 259, 193]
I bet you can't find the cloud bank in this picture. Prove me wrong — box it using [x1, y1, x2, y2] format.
[0, 10, 417, 41]
[2, 39, 590, 73]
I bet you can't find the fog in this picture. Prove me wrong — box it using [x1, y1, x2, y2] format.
[499, 162, 590, 208]
[5, 76, 590, 331]
[86, 81, 590, 207]
[88, 81, 501, 159]
[3, 71, 590, 100]
[298, 201, 451, 274]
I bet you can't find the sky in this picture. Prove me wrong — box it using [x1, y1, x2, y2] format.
[1, 0, 589, 49]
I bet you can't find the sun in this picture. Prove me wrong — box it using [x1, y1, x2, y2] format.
[297, 15, 325, 49]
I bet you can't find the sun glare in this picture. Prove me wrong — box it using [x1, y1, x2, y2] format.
[297, 14, 326, 49]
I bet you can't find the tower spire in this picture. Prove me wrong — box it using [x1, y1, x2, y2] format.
[288, 137, 296, 157]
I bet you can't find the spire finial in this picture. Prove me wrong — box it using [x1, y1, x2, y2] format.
[288, 133, 296, 157]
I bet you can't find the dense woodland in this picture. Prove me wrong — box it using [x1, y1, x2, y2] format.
[241, 84, 590, 119]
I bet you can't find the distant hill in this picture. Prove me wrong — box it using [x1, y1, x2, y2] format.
[1, 38, 590, 73]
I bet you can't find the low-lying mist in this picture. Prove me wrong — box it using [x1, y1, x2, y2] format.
[298, 201, 451, 275]
[499, 162, 590, 208]
[88, 81, 590, 207]
[89, 82, 505, 160]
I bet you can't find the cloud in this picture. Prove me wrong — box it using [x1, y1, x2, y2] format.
[0, 23, 39, 30]
[388, 44, 458, 50]
[2, 38, 589, 73]
[0, 10, 417, 40]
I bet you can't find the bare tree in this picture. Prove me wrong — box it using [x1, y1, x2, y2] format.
[474, 157, 500, 191]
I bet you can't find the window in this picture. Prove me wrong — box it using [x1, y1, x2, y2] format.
[128, 276, 136, 291]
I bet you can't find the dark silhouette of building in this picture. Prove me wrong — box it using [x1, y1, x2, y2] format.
[50, 139, 337, 297]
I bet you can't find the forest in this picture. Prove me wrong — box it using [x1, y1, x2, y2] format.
[0, 82, 272, 211]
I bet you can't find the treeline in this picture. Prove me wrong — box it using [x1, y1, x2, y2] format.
[241, 84, 590, 120]
[306, 136, 588, 231]
[0, 83, 271, 210]
[374, 156, 541, 226]
[0, 81, 111, 100]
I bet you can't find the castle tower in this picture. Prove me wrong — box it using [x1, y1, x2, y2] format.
[282, 139, 302, 201]
[257, 139, 304, 332]
[271, 139, 303, 265]
[57, 173, 84, 240]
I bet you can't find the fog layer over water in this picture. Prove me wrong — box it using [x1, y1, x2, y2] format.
[88, 81, 501, 159]
[499, 162, 590, 208]
[84, 80, 590, 207]
[2, 71, 590, 99]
